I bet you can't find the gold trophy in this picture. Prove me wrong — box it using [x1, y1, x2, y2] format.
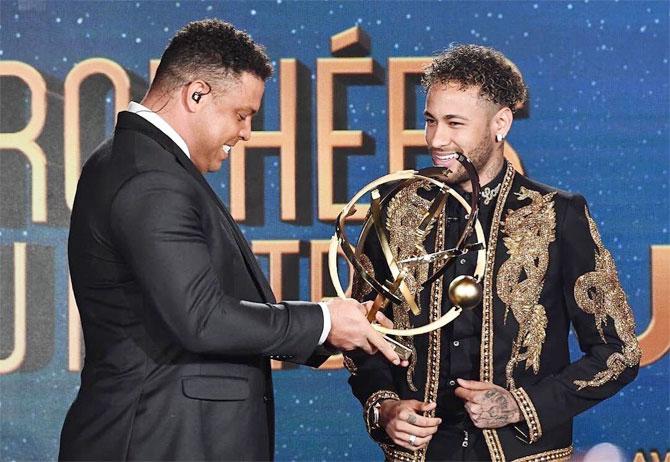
[328, 153, 486, 360]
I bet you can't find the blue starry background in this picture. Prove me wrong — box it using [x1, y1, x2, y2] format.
[0, 0, 668, 460]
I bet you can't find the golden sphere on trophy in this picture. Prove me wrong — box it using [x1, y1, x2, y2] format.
[448, 275, 482, 310]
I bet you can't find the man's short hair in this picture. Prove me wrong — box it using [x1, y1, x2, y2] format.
[152, 19, 273, 91]
[422, 44, 528, 111]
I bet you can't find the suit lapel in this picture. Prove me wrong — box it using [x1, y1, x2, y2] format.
[190, 168, 277, 304]
[116, 112, 276, 303]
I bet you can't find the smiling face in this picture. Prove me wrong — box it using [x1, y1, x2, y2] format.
[189, 71, 265, 173]
[424, 81, 506, 188]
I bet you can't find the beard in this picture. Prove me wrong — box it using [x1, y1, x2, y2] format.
[444, 135, 495, 187]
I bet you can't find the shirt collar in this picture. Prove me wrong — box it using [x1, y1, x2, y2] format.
[127, 101, 191, 159]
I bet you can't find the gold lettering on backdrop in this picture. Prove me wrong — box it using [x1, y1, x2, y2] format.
[67, 274, 82, 371]
[638, 245, 670, 366]
[633, 450, 670, 462]
[330, 26, 371, 56]
[64, 58, 130, 210]
[270, 361, 282, 371]
[0, 243, 27, 374]
[231, 60, 298, 221]
[503, 142, 524, 173]
[251, 240, 300, 301]
[388, 57, 431, 172]
[149, 59, 160, 85]
[0, 61, 48, 223]
[0, 59, 665, 374]
[317, 52, 380, 220]
[319, 354, 344, 370]
[309, 240, 353, 303]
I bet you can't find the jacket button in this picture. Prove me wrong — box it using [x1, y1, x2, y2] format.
[453, 340, 460, 347]
[449, 380, 456, 386]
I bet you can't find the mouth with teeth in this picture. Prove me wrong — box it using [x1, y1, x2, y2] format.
[222, 145, 232, 155]
[431, 151, 459, 167]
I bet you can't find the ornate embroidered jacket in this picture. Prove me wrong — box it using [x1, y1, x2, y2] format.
[345, 163, 640, 462]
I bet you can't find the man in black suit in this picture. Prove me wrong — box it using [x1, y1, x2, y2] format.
[60, 19, 403, 461]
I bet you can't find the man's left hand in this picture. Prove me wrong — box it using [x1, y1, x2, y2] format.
[454, 378, 522, 429]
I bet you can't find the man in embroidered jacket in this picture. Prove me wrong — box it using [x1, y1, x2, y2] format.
[344, 44, 640, 462]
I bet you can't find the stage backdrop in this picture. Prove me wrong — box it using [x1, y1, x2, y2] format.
[1, 1, 668, 460]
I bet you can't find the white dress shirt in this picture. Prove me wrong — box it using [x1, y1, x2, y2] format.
[126, 102, 331, 345]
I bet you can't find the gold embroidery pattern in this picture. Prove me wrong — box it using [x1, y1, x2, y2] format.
[481, 163, 516, 462]
[364, 390, 399, 435]
[342, 354, 358, 376]
[385, 180, 437, 392]
[351, 253, 374, 301]
[511, 387, 542, 442]
[385, 179, 434, 288]
[378, 207, 448, 462]
[572, 206, 641, 389]
[381, 444, 417, 462]
[511, 445, 573, 462]
[497, 187, 557, 390]
[415, 209, 447, 462]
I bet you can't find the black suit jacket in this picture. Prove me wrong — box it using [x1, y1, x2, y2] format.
[60, 112, 325, 461]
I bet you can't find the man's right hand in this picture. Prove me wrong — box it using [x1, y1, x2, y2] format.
[325, 298, 408, 366]
[379, 399, 441, 451]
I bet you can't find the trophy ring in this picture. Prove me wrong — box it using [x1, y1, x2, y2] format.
[328, 153, 487, 356]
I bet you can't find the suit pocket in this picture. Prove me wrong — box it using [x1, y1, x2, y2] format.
[181, 375, 249, 401]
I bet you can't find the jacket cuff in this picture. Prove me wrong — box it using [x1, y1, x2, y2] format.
[511, 387, 543, 444]
[364, 390, 400, 440]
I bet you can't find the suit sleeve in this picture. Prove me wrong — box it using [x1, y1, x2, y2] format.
[109, 171, 323, 362]
[511, 194, 641, 443]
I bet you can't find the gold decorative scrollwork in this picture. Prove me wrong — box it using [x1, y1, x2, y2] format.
[497, 187, 557, 389]
[385, 180, 436, 391]
[572, 207, 641, 389]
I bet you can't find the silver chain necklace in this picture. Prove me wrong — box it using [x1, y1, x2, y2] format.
[480, 183, 501, 205]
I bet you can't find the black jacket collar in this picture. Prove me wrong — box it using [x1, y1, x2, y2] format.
[115, 111, 276, 303]
[116, 111, 195, 173]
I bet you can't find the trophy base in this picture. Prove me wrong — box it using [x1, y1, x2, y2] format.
[383, 335, 413, 361]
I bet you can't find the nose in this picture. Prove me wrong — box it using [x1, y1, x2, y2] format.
[428, 122, 451, 151]
[239, 117, 252, 142]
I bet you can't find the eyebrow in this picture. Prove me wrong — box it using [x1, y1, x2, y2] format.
[424, 110, 470, 121]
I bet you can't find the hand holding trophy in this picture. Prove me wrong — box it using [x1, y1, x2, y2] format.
[328, 153, 487, 360]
